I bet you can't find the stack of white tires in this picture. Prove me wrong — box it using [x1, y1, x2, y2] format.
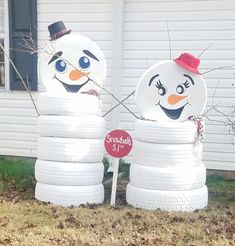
[126, 119, 208, 212]
[35, 92, 106, 207]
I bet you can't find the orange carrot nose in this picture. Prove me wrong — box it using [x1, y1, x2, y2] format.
[168, 94, 187, 105]
[69, 69, 84, 81]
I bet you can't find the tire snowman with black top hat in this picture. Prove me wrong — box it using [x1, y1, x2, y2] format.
[35, 21, 107, 207]
[127, 52, 208, 212]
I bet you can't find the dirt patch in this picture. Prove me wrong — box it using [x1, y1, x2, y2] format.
[0, 180, 34, 203]
[0, 178, 234, 246]
[104, 177, 128, 205]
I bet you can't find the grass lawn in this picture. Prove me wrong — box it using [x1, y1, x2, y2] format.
[0, 157, 234, 246]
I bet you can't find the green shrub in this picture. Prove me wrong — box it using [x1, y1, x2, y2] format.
[206, 175, 235, 191]
[0, 157, 35, 189]
[102, 157, 130, 178]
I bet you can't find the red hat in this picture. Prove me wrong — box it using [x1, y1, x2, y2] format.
[174, 53, 201, 74]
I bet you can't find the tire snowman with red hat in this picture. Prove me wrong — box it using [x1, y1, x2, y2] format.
[35, 21, 107, 207]
[127, 53, 208, 212]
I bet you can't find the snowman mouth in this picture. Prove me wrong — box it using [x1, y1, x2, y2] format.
[54, 75, 89, 93]
[159, 103, 187, 120]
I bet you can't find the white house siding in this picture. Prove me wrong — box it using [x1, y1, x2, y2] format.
[0, 0, 235, 171]
[0, 0, 114, 157]
[120, 0, 235, 170]
[0, 91, 38, 157]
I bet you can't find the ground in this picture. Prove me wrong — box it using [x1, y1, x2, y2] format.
[0, 177, 235, 246]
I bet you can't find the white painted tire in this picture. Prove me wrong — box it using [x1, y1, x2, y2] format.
[35, 182, 104, 207]
[38, 115, 106, 139]
[35, 160, 104, 186]
[134, 140, 202, 167]
[38, 92, 102, 116]
[130, 163, 206, 190]
[126, 183, 208, 212]
[37, 137, 104, 162]
[134, 119, 201, 143]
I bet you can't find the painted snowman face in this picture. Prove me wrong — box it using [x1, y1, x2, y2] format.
[39, 34, 106, 93]
[135, 60, 207, 121]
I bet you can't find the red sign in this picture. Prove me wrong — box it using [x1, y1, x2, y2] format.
[104, 129, 133, 158]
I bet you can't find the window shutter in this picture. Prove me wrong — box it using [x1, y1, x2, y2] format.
[8, 0, 37, 91]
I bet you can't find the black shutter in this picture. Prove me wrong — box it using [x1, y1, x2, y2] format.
[9, 0, 37, 91]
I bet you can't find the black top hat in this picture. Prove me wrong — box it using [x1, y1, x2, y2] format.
[48, 21, 71, 41]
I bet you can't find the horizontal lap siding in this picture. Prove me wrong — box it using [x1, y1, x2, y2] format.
[122, 0, 235, 170]
[0, 92, 38, 157]
[0, 0, 114, 157]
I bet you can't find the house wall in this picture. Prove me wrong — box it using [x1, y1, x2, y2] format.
[120, 0, 235, 171]
[0, 0, 114, 157]
[0, 0, 234, 170]
[0, 91, 37, 157]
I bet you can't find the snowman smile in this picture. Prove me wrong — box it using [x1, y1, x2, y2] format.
[54, 75, 89, 93]
[158, 103, 187, 120]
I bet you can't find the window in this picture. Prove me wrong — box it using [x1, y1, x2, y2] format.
[0, 0, 39, 91]
[8, 0, 37, 91]
[0, 39, 4, 87]
[0, 0, 37, 91]
[0, 0, 7, 88]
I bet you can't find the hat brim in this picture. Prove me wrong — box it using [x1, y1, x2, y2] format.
[50, 30, 71, 41]
[174, 59, 201, 75]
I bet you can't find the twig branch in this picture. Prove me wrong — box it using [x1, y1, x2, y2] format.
[202, 79, 235, 131]
[0, 43, 39, 116]
[143, 50, 150, 69]
[166, 22, 172, 60]
[103, 90, 137, 117]
[91, 79, 139, 119]
[198, 43, 213, 58]
[202, 114, 233, 125]
[202, 64, 235, 75]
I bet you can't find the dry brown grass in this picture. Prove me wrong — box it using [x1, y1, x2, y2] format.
[0, 179, 234, 246]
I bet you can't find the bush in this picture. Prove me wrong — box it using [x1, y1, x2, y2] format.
[0, 157, 35, 189]
[102, 157, 130, 178]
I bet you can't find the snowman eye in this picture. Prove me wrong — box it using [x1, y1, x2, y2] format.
[79, 56, 90, 70]
[176, 84, 185, 94]
[156, 80, 167, 96]
[158, 87, 167, 96]
[176, 80, 191, 94]
[55, 59, 67, 73]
